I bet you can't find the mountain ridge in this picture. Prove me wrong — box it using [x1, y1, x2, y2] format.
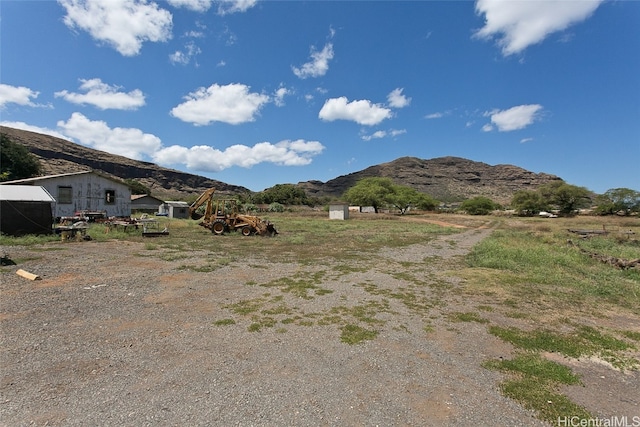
[2, 126, 562, 204]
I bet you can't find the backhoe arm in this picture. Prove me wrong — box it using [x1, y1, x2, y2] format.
[189, 188, 216, 220]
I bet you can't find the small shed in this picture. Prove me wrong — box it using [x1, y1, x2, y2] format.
[0, 185, 55, 236]
[158, 201, 190, 219]
[131, 194, 164, 214]
[329, 203, 349, 220]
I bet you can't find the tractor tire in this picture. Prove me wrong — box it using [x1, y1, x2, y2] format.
[241, 226, 252, 236]
[212, 220, 226, 234]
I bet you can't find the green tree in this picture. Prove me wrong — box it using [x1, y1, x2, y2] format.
[460, 196, 500, 215]
[511, 190, 548, 216]
[0, 134, 41, 181]
[388, 185, 438, 214]
[124, 179, 151, 195]
[253, 184, 311, 205]
[343, 177, 396, 213]
[344, 177, 438, 214]
[539, 182, 591, 215]
[595, 188, 640, 215]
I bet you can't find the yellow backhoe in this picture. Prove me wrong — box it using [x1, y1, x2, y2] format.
[189, 188, 278, 236]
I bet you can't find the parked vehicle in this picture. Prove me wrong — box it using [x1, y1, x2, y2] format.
[189, 188, 278, 236]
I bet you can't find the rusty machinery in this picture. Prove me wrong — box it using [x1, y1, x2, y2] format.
[188, 188, 277, 236]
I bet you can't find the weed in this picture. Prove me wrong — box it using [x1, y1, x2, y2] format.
[261, 271, 331, 299]
[483, 353, 589, 423]
[340, 324, 378, 344]
[499, 378, 591, 423]
[224, 298, 266, 315]
[620, 330, 640, 342]
[213, 319, 236, 326]
[448, 311, 489, 323]
[178, 264, 218, 272]
[489, 325, 636, 369]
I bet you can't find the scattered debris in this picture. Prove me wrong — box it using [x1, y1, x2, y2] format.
[567, 240, 640, 270]
[1, 254, 16, 266]
[16, 269, 40, 281]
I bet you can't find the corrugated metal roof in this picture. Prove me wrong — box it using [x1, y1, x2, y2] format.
[164, 201, 189, 207]
[1, 170, 92, 184]
[0, 185, 56, 202]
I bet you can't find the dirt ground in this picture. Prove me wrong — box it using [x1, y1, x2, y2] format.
[1, 222, 638, 426]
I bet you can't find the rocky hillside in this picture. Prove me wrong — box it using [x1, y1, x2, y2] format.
[298, 156, 562, 204]
[1, 126, 249, 200]
[3, 126, 563, 204]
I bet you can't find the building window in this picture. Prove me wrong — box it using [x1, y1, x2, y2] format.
[58, 186, 72, 204]
[105, 190, 115, 204]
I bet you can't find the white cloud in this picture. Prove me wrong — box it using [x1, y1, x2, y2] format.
[54, 78, 145, 110]
[425, 112, 444, 119]
[59, 0, 173, 56]
[217, 0, 258, 15]
[474, 0, 603, 56]
[0, 121, 71, 141]
[4, 115, 325, 174]
[484, 104, 543, 132]
[387, 88, 411, 108]
[273, 86, 292, 107]
[362, 130, 387, 141]
[520, 137, 534, 144]
[361, 128, 406, 141]
[0, 84, 40, 108]
[319, 97, 392, 126]
[169, 41, 202, 65]
[153, 139, 325, 172]
[293, 43, 334, 79]
[170, 83, 270, 126]
[167, 0, 213, 12]
[57, 112, 162, 159]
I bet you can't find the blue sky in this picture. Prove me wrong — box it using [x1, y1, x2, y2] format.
[1, 0, 638, 194]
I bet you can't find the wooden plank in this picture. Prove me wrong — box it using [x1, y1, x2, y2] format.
[16, 269, 41, 281]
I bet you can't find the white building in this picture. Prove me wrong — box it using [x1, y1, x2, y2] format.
[1, 171, 131, 219]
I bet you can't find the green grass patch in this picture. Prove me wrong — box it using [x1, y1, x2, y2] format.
[489, 325, 635, 369]
[213, 318, 236, 326]
[261, 271, 332, 299]
[483, 353, 589, 423]
[340, 324, 378, 344]
[465, 227, 640, 313]
[448, 311, 489, 323]
[499, 377, 591, 424]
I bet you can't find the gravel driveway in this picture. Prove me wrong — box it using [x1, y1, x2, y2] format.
[0, 226, 588, 426]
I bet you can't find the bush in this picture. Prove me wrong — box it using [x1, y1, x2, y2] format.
[460, 197, 500, 215]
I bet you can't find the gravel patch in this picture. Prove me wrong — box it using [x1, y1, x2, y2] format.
[2, 228, 551, 426]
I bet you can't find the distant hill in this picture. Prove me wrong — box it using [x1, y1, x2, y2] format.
[1, 126, 249, 200]
[2, 126, 563, 204]
[297, 156, 563, 204]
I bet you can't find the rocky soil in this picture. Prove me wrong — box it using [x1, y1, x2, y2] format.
[1, 224, 638, 426]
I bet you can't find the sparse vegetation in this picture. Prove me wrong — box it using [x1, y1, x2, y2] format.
[3, 210, 639, 425]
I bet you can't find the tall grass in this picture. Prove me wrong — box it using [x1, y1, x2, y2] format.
[465, 227, 640, 313]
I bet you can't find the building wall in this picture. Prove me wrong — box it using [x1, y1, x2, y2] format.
[0, 201, 53, 236]
[329, 204, 349, 220]
[27, 174, 131, 218]
[169, 206, 189, 219]
[131, 195, 164, 213]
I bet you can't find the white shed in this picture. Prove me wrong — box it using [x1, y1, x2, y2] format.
[329, 203, 349, 220]
[158, 201, 190, 219]
[1, 171, 131, 219]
